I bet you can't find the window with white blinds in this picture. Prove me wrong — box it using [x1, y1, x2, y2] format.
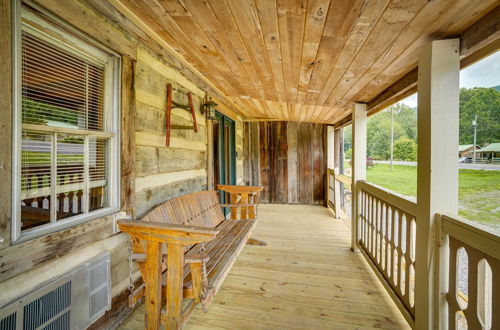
[15, 7, 120, 240]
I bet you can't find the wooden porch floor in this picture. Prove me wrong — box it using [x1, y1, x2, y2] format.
[119, 204, 410, 329]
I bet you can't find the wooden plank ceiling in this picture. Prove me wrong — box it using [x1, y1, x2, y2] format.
[110, 0, 498, 124]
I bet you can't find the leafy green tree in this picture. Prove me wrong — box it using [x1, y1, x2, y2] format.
[367, 110, 404, 160]
[459, 87, 500, 146]
[393, 103, 417, 141]
[393, 137, 417, 161]
[344, 147, 352, 159]
[342, 87, 498, 160]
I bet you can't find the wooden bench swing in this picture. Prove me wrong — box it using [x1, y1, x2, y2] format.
[118, 185, 263, 329]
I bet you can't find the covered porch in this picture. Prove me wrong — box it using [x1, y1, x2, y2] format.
[120, 204, 410, 329]
[0, 0, 499, 329]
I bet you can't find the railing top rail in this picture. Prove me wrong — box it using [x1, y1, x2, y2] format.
[357, 180, 417, 216]
[336, 174, 351, 186]
[440, 213, 500, 260]
[327, 168, 351, 185]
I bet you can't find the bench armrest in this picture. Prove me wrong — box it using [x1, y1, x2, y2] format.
[217, 185, 263, 194]
[118, 220, 220, 245]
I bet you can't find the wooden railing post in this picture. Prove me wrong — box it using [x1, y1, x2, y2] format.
[166, 243, 184, 330]
[326, 126, 335, 208]
[415, 39, 460, 330]
[144, 241, 163, 330]
[333, 168, 341, 219]
[351, 103, 367, 252]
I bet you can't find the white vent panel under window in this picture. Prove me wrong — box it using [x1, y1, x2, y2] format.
[0, 252, 110, 330]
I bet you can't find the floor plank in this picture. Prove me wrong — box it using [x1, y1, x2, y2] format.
[119, 204, 410, 329]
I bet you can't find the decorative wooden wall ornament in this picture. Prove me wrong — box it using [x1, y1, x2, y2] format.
[165, 83, 198, 146]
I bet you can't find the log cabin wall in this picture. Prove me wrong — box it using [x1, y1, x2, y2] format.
[244, 122, 327, 204]
[133, 47, 208, 218]
[133, 48, 245, 217]
[0, 0, 243, 328]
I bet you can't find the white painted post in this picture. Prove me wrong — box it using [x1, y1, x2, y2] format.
[327, 126, 335, 210]
[334, 167, 341, 219]
[351, 103, 367, 252]
[415, 39, 460, 330]
[327, 126, 335, 169]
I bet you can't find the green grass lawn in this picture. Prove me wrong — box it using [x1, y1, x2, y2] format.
[362, 164, 500, 225]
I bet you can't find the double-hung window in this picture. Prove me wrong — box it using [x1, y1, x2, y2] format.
[13, 5, 120, 241]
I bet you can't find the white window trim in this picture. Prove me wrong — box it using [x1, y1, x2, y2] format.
[12, 0, 121, 243]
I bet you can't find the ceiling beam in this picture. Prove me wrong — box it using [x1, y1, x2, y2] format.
[333, 114, 354, 130]
[361, 5, 500, 119]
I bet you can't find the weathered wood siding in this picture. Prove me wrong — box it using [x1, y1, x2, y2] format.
[244, 122, 326, 204]
[0, 0, 243, 328]
[133, 47, 208, 218]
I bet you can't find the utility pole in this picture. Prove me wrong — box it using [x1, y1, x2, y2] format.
[390, 106, 394, 170]
[472, 114, 477, 164]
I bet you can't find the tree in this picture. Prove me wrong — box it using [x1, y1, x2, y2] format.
[345, 147, 352, 159]
[393, 137, 417, 161]
[459, 87, 500, 146]
[367, 111, 404, 160]
[393, 103, 417, 141]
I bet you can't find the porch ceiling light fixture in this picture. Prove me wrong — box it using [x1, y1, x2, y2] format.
[202, 95, 217, 120]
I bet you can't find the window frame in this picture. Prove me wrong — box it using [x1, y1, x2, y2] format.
[12, 1, 121, 243]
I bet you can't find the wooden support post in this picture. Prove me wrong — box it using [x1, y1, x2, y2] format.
[0, 0, 12, 248]
[334, 168, 341, 219]
[240, 193, 248, 219]
[207, 119, 214, 191]
[351, 103, 367, 252]
[248, 193, 256, 219]
[415, 39, 459, 330]
[144, 241, 163, 330]
[121, 56, 136, 217]
[326, 126, 334, 209]
[166, 243, 184, 330]
[230, 194, 238, 220]
[189, 263, 203, 303]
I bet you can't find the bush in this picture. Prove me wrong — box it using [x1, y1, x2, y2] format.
[393, 137, 417, 161]
[344, 148, 352, 159]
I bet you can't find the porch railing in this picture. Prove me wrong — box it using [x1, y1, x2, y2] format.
[353, 180, 500, 329]
[438, 214, 499, 330]
[356, 180, 417, 324]
[326, 168, 351, 218]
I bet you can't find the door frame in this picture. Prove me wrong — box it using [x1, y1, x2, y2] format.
[213, 112, 236, 187]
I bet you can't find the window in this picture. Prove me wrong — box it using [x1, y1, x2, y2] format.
[13, 5, 120, 241]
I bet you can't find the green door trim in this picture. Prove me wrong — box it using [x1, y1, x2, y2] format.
[214, 112, 236, 215]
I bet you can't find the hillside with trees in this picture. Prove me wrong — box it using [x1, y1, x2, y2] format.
[344, 86, 500, 160]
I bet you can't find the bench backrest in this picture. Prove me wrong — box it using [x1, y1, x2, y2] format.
[142, 190, 225, 228]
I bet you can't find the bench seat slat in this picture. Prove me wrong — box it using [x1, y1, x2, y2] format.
[183, 220, 256, 289]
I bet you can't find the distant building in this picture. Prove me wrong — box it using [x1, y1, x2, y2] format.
[477, 143, 500, 163]
[458, 144, 480, 158]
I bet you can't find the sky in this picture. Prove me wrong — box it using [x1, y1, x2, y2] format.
[399, 51, 500, 109]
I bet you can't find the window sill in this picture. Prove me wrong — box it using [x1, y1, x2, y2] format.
[14, 206, 120, 244]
